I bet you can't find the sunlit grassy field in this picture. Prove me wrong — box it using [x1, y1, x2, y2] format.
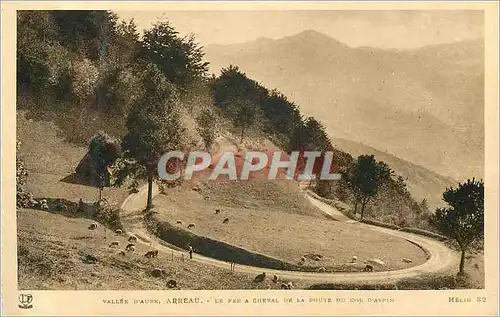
[152, 181, 428, 271]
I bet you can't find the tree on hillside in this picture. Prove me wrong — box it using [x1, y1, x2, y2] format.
[313, 148, 354, 198]
[196, 107, 219, 152]
[304, 118, 332, 150]
[261, 90, 302, 136]
[302, 118, 336, 194]
[111, 18, 140, 65]
[431, 178, 484, 275]
[419, 198, 430, 214]
[228, 97, 260, 143]
[71, 58, 99, 111]
[89, 131, 122, 200]
[211, 65, 266, 143]
[288, 117, 331, 153]
[111, 67, 142, 116]
[50, 10, 119, 61]
[287, 117, 340, 193]
[211, 66, 269, 110]
[288, 122, 312, 153]
[122, 64, 186, 210]
[17, 11, 60, 94]
[139, 19, 209, 92]
[345, 154, 392, 219]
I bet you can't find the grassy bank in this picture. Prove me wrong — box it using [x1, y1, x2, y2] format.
[309, 272, 483, 290]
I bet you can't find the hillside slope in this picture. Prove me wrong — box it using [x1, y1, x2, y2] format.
[17, 208, 282, 290]
[15, 112, 301, 290]
[204, 31, 484, 182]
[331, 137, 457, 210]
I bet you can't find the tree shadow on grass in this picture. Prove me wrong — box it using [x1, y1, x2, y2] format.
[59, 173, 95, 187]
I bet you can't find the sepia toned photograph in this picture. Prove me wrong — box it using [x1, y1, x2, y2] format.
[1, 1, 499, 316]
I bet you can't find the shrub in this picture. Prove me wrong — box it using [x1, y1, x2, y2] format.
[93, 198, 122, 230]
[16, 141, 37, 208]
[71, 58, 99, 105]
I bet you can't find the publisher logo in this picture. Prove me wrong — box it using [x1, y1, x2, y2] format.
[18, 293, 33, 309]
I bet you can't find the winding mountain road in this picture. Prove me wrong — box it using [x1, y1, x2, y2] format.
[120, 184, 458, 284]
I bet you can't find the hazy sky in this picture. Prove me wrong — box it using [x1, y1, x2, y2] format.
[115, 10, 483, 49]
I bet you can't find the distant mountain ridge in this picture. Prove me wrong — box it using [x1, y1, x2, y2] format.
[204, 30, 484, 183]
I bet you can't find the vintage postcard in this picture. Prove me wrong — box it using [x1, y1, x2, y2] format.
[1, 1, 499, 316]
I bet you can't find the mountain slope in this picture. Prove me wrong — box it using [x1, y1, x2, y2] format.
[204, 30, 484, 182]
[330, 137, 457, 210]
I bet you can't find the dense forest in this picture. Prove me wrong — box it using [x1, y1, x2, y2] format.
[17, 10, 433, 229]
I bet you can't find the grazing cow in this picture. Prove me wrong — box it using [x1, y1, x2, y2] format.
[88, 223, 98, 230]
[187, 223, 196, 229]
[176, 220, 182, 225]
[151, 268, 164, 278]
[125, 243, 135, 251]
[223, 218, 229, 224]
[364, 264, 374, 272]
[280, 283, 290, 290]
[167, 279, 177, 288]
[109, 241, 119, 248]
[40, 199, 49, 210]
[254, 272, 266, 283]
[84, 254, 98, 264]
[215, 209, 221, 215]
[312, 254, 322, 261]
[128, 235, 137, 242]
[115, 229, 123, 235]
[145, 250, 159, 258]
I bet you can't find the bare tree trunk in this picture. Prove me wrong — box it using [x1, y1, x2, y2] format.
[459, 249, 466, 275]
[79, 105, 87, 122]
[360, 200, 367, 220]
[360, 197, 371, 220]
[146, 169, 153, 211]
[240, 124, 245, 143]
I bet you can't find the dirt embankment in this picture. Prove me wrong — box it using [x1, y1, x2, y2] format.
[147, 215, 301, 271]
